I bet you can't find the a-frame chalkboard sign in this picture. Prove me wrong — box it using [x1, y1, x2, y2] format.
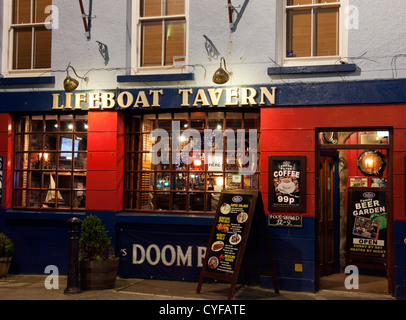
[196, 190, 279, 300]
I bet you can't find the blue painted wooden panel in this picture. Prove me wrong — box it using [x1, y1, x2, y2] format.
[0, 76, 55, 85]
[0, 79, 405, 112]
[268, 63, 357, 75]
[117, 73, 194, 82]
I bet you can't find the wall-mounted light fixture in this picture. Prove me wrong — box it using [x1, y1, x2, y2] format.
[357, 150, 386, 176]
[63, 63, 88, 92]
[213, 57, 232, 84]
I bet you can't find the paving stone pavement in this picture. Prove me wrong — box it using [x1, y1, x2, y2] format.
[0, 274, 397, 301]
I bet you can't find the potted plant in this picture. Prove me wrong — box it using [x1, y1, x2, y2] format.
[0, 233, 14, 278]
[79, 215, 118, 290]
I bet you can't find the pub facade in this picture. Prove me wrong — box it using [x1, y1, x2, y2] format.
[1, 0, 406, 298]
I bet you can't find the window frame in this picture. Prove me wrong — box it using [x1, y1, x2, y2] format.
[13, 114, 88, 211]
[124, 111, 261, 215]
[131, 0, 189, 74]
[281, 0, 349, 67]
[1, 0, 52, 77]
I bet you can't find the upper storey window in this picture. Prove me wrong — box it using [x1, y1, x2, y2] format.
[136, 0, 187, 69]
[285, 0, 344, 64]
[10, 0, 52, 71]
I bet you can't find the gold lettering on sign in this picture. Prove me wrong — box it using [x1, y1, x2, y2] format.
[117, 91, 133, 109]
[225, 88, 239, 106]
[51, 87, 276, 110]
[150, 90, 163, 107]
[179, 89, 193, 107]
[88, 92, 101, 109]
[134, 91, 150, 108]
[240, 88, 257, 106]
[193, 89, 210, 107]
[207, 89, 224, 106]
[52, 94, 62, 109]
[75, 93, 87, 109]
[260, 87, 276, 105]
[65, 93, 73, 109]
[102, 92, 116, 109]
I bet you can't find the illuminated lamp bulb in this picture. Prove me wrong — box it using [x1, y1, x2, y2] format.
[215, 177, 224, 187]
[365, 157, 374, 169]
[193, 159, 202, 167]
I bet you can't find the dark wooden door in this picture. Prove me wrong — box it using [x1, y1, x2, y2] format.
[319, 156, 335, 276]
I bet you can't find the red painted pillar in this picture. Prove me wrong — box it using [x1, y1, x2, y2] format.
[0, 113, 14, 209]
[86, 111, 124, 211]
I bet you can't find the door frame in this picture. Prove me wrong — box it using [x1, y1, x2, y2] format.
[318, 152, 341, 276]
[315, 127, 394, 295]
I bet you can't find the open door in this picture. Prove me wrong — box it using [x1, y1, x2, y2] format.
[318, 155, 337, 276]
[316, 128, 393, 296]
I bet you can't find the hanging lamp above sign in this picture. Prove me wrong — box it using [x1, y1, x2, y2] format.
[63, 63, 89, 92]
[213, 57, 232, 85]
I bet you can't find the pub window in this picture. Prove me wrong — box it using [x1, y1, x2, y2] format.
[285, 0, 341, 61]
[125, 112, 260, 214]
[10, 0, 52, 70]
[137, 0, 187, 68]
[14, 114, 87, 210]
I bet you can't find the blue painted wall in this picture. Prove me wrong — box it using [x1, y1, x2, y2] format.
[262, 217, 316, 292]
[2, 209, 406, 298]
[0, 209, 317, 292]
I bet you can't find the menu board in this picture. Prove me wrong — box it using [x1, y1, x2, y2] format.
[268, 156, 306, 212]
[206, 193, 252, 274]
[347, 188, 387, 265]
[197, 190, 279, 299]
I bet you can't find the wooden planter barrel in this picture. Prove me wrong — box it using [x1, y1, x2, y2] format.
[80, 259, 119, 290]
[0, 257, 12, 278]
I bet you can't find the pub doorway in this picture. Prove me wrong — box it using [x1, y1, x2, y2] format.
[316, 129, 393, 296]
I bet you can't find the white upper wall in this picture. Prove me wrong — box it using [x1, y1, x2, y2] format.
[348, 0, 406, 80]
[1, 0, 406, 91]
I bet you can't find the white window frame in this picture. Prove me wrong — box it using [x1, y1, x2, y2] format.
[280, 0, 349, 67]
[1, 0, 52, 77]
[131, 0, 189, 74]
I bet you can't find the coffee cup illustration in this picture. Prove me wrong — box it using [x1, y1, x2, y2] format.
[278, 178, 295, 194]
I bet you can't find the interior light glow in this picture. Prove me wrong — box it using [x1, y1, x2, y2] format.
[215, 177, 223, 186]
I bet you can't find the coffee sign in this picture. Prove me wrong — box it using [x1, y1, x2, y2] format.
[268, 156, 306, 212]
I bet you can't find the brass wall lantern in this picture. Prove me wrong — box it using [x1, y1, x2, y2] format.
[64, 63, 88, 92]
[213, 57, 232, 84]
[357, 150, 386, 176]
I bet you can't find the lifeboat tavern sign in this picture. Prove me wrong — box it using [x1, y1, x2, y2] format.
[52, 86, 276, 110]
